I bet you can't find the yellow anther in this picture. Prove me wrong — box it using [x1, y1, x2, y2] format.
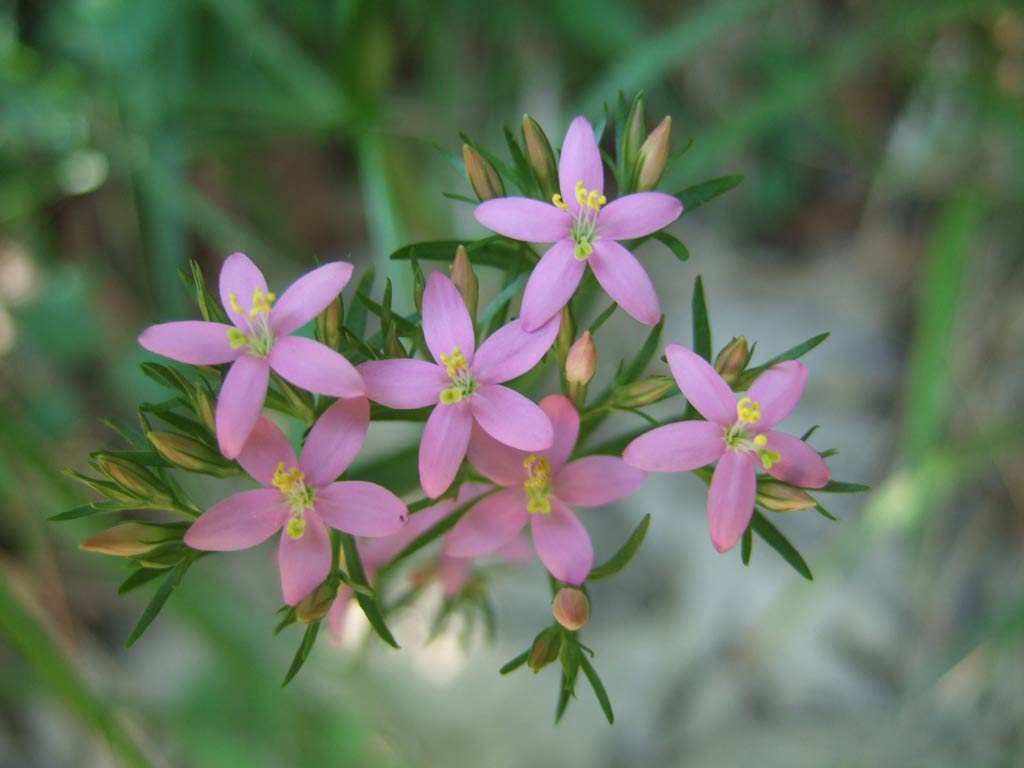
[576, 180, 588, 206]
[439, 387, 463, 405]
[228, 292, 243, 315]
[552, 193, 569, 211]
[227, 328, 248, 349]
[440, 347, 468, 377]
[286, 515, 306, 540]
[587, 190, 601, 209]
[523, 454, 553, 514]
[272, 462, 305, 495]
[249, 288, 275, 318]
[736, 396, 762, 424]
[753, 434, 768, 447]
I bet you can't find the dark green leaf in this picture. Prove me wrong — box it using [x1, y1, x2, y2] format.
[588, 302, 618, 333]
[347, 266, 375, 338]
[341, 534, 399, 649]
[652, 230, 689, 261]
[125, 552, 196, 647]
[676, 174, 744, 214]
[477, 273, 528, 331]
[737, 333, 830, 387]
[750, 512, 812, 581]
[617, 318, 664, 385]
[49, 503, 111, 522]
[117, 568, 166, 595]
[579, 654, 615, 725]
[281, 620, 321, 686]
[389, 237, 526, 269]
[819, 480, 870, 493]
[589, 514, 651, 582]
[442, 191, 478, 204]
[500, 649, 531, 676]
[555, 671, 572, 723]
[692, 275, 711, 361]
[814, 503, 839, 522]
[741, 526, 753, 565]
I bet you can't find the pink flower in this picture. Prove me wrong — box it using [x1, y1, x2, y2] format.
[138, 253, 363, 458]
[474, 116, 683, 331]
[359, 272, 559, 499]
[183, 397, 408, 605]
[445, 395, 646, 585]
[623, 345, 831, 553]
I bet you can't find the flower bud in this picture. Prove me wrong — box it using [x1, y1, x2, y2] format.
[412, 260, 426, 314]
[295, 581, 336, 623]
[714, 336, 748, 385]
[552, 587, 590, 631]
[522, 114, 559, 201]
[80, 522, 177, 558]
[756, 480, 817, 512]
[147, 432, 235, 478]
[463, 144, 504, 202]
[315, 295, 344, 352]
[383, 323, 408, 358]
[636, 116, 671, 192]
[449, 245, 479, 320]
[555, 306, 576, 362]
[95, 455, 171, 505]
[613, 375, 676, 409]
[195, 384, 217, 433]
[528, 625, 562, 672]
[565, 332, 597, 387]
[621, 93, 647, 192]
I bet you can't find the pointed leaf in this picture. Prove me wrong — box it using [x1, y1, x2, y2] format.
[676, 174, 744, 214]
[125, 552, 197, 647]
[579, 654, 615, 724]
[750, 511, 812, 581]
[281, 620, 320, 686]
[692, 275, 711, 362]
[588, 514, 651, 581]
[652, 231, 689, 261]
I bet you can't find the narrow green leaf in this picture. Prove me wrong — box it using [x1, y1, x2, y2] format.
[49, 503, 107, 522]
[500, 649, 531, 676]
[442, 191, 477, 204]
[503, 124, 537, 197]
[341, 534, 399, 649]
[139, 362, 192, 395]
[578, 654, 615, 725]
[117, 568, 166, 595]
[814, 503, 839, 522]
[281, 620, 321, 686]
[819, 480, 870, 494]
[355, 293, 419, 336]
[676, 174, 744, 214]
[125, 553, 196, 647]
[588, 302, 618, 334]
[741, 526, 753, 565]
[554, 671, 572, 723]
[692, 275, 711, 361]
[347, 266, 375, 338]
[750, 512, 812, 581]
[737, 333, 830, 386]
[477, 273, 528, 331]
[651, 230, 689, 261]
[617, 318, 664, 385]
[390, 237, 526, 269]
[588, 514, 651, 581]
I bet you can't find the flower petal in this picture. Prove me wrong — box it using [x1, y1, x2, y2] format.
[494, 536, 533, 564]
[598, 192, 683, 240]
[763, 431, 831, 488]
[438, 556, 474, 597]
[216, 355, 270, 459]
[554, 456, 646, 507]
[300, 396, 370, 487]
[530, 499, 593, 585]
[419, 401, 473, 498]
[467, 424, 528, 486]
[558, 116, 604, 215]
[747, 361, 808, 430]
[473, 312, 560, 384]
[270, 261, 353, 336]
[360, 498, 457, 566]
[445, 487, 529, 557]
[278, 513, 331, 605]
[138, 321, 242, 365]
[358, 359, 447, 409]
[623, 420, 726, 473]
[422, 272, 476, 365]
[219, 252, 268, 330]
[708, 450, 756, 553]
[520, 240, 586, 332]
[315, 481, 409, 536]
[589, 240, 661, 326]
[184, 489, 285, 551]
[474, 198, 572, 242]
[326, 586, 353, 642]
[269, 335, 364, 398]
[236, 417, 298, 487]
[665, 344, 737, 427]
[539, 394, 579, 472]
[471, 385, 553, 451]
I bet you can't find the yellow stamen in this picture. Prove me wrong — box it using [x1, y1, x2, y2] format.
[272, 462, 305, 495]
[249, 288, 276, 319]
[523, 454, 553, 515]
[552, 193, 569, 211]
[228, 292, 243, 316]
[575, 180, 587, 206]
[736, 396, 762, 424]
[439, 346, 469, 377]
[753, 434, 768, 447]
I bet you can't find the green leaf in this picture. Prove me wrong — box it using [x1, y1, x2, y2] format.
[139, 362, 193, 395]
[588, 514, 651, 581]
[588, 302, 618, 333]
[347, 266, 375, 338]
[117, 568, 167, 595]
[281, 620, 321, 686]
[617, 319, 664, 385]
[651, 230, 689, 261]
[676, 174, 744, 214]
[125, 552, 197, 647]
[355, 293, 419, 336]
[500, 649, 531, 676]
[819, 480, 870, 493]
[389, 237, 527, 269]
[814, 503, 839, 522]
[736, 333, 830, 387]
[741, 526, 753, 565]
[579, 654, 615, 725]
[340, 534, 399, 649]
[49, 502, 114, 522]
[750, 512, 812, 581]
[555, 670, 572, 723]
[692, 275, 711, 361]
[477, 273, 528, 331]
[503, 124, 538, 197]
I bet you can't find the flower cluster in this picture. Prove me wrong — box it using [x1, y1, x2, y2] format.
[68, 102, 863, 723]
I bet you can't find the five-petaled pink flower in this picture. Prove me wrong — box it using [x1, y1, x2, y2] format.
[623, 345, 831, 553]
[474, 116, 683, 331]
[359, 272, 559, 499]
[139, 253, 364, 458]
[445, 395, 646, 585]
[183, 397, 408, 605]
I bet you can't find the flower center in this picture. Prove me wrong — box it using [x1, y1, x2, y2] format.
[273, 462, 317, 539]
[523, 454, 553, 514]
[723, 397, 782, 469]
[225, 287, 276, 357]
[552, 180, 606, 260]
[439, 346, 478, 404]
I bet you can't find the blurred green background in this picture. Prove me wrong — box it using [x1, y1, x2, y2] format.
[2, 0, 1023, 765]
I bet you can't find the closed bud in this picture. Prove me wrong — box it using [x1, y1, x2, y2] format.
[636, 116, 671, 191]
[528, 625, 563, 672]
[96, 455, 171, 505]
[714, 335, 748, 385]
[295, 582, 335, 623]
[552, 587, 590, 631]
[522, 114, 559, 201]
[195, 385, 217, 433]
[80, 522, 178, 558]
[621, 93, 647, 192]
[315, 295, 344, 352]
[756, 480, 817, 512]
[147, 432, 234, 477]
[555, 306, 576, 362]
[449, 245, 479, 320]
[412, 261, 426, 314]
[463, 144, 504, 202]
[383, 323, 408, 358]
[613, 375, 676, 409]
[565, 332, 597, 386]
